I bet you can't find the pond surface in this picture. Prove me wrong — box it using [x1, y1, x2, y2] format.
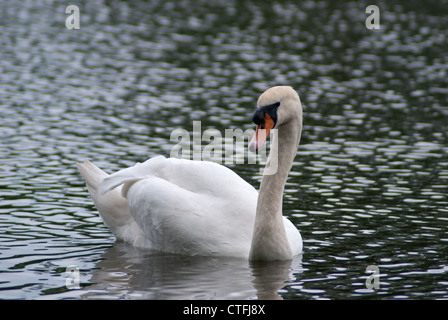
[1, 0, 448, 300]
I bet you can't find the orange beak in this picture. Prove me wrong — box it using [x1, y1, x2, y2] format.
[249, 113, 275, 152]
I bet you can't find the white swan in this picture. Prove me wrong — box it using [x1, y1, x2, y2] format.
[77, 86, 303, 261]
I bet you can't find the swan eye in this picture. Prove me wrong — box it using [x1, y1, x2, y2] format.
[252, 102, 280, 127]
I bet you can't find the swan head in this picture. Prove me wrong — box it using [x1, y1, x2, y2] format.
[249, 86, 302, 152]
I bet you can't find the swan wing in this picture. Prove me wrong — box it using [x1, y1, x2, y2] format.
[101, 156, 258, 256]
[283, 217, 303, 256]
[99, 155, 166, 196]
[100, 155, 255, 198]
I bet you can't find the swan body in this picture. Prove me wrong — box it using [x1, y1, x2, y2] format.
[77, 86, 303, 260]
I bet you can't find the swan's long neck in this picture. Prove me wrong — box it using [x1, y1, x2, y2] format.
[249, 119, 301, 261]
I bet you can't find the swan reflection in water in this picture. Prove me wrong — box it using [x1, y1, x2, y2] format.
[82, 242, 303, 300]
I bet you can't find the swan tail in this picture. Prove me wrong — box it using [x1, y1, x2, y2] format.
[76, 160, 108, 192]
[99, 156, 166, 197]
[99, 168, 145, 198]
[76, 160, 144, 244]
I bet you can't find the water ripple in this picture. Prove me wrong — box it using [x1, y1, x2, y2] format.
[1, 0, 447, 300]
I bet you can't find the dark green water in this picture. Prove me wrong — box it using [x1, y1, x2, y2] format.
[0, 0, 447, 299]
